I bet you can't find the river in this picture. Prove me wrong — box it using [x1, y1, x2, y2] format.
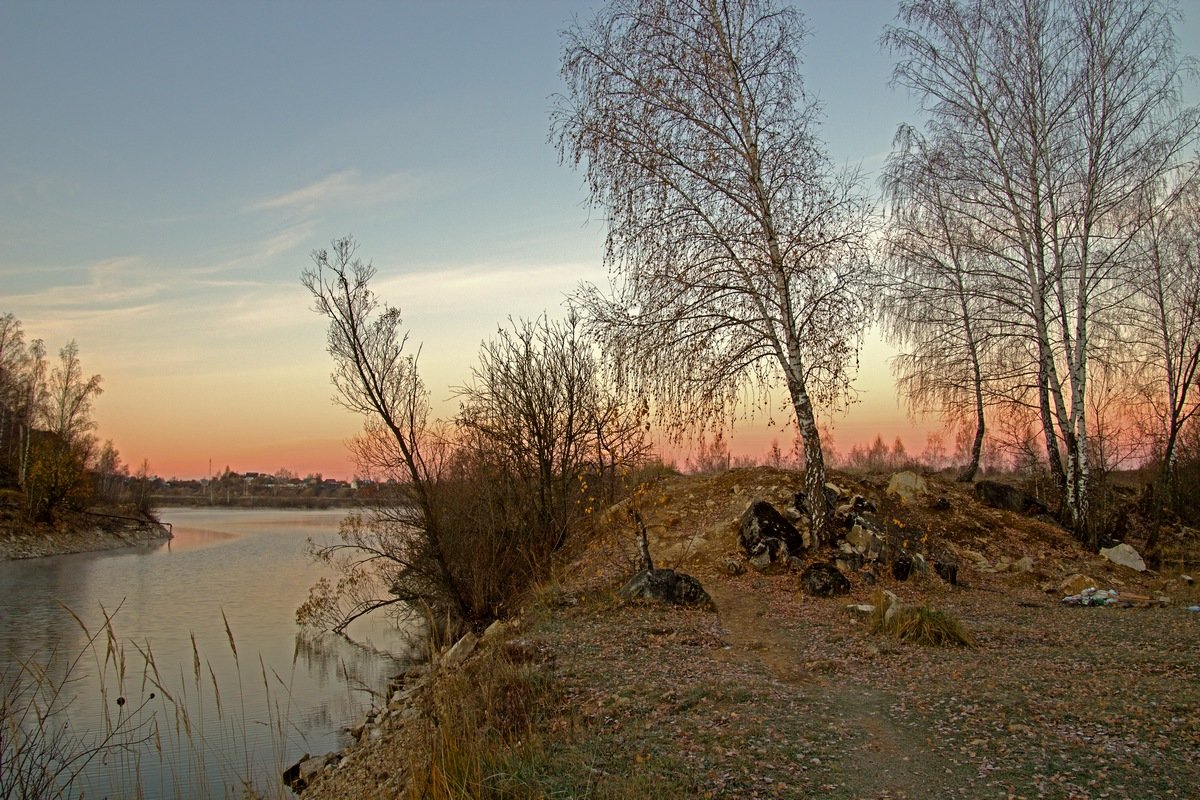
[0, 507, 419, 799]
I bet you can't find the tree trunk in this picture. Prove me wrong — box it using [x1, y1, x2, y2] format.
[784, 353, 829, 547]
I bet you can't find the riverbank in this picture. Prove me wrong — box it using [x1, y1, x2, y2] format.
[0, 510, 173, 560]
[295, 467, 1200, 799]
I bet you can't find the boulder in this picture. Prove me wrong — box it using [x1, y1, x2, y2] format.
[441, 632, 478, 669]
[800, 562, 851, 597]
[794, 486, 839, 518]
[1014, 555, 1034, 573]
[481, 619, 511, 642]
[974, 480, 1048, 515]
[283, 752, 338, 793]
[836, 494, 878, 519]
[934, 559, 959, 586]
[886, 471, 928, 504]
[739, 500, 806, 562]
[845, 522, 884, 561]
[619, 568, 714, 608]
[1100, 543, 1146, 573]
[891, 552, 914, 581]
[834, 552, 863, 575]
[1059, 573, 1097, 595]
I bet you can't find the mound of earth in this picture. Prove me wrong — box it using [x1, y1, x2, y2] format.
[305, 467, 1200, 799]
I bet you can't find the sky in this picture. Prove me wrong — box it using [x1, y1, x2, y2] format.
[2, 1, 1198, 480]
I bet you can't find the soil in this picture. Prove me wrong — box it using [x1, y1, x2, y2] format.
[303, 467, 1200, 799]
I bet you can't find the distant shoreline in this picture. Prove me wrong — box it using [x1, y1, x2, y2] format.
[151, 496, 361, 510]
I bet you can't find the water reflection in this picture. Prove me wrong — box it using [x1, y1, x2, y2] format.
[0, 508, 415, 799]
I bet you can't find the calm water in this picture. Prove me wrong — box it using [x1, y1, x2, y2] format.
[0, 508, 418, 799]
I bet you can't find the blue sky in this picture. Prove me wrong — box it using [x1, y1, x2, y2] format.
[2, 1, 1196, 478]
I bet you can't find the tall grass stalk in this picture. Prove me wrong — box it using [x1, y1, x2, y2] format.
[1, 604, 304, 799]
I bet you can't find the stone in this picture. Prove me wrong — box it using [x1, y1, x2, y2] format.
[845, 603, 875, 617]
[974, 480, 1048, 515]
[724, 557, 747, 576]
[740, 500, 806, 556]
[619, 568, 714, 608]
[1100, 543, 1147, 573]
[934, 559, 959, 586]
[748, 549, 779, 572]
[846, 523, 884, 561]
[1059, 573, 1097, 595]
[834, 552, 863, 575]
[793, 486, 839, 520]
[283, 752, 338, 793]
[891, 552, 914, 581]
[836, 495, 877, 520]
[441, 632, 478, 669]
[800, 562, 851, 597]
[482, 619, 510, 642]
[929, 496, 951, 511]
[1014, 556, 1034, 573]
[886, 471, 928, 504]
[911, 553, 928, 574]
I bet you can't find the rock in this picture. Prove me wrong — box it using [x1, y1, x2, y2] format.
[929, 496, 951, 511]
[934, 559, 959, 585]
[1059, 573, 1097, 595]
[619, 568, 714, 608]
[724, 557, 747, 576]
[739, 500, 806, 562]
[283, 752, 338, 793]
[794, 486, 840, 518]
[846, 523, 884, 561]
[886, 471, 928, 504]
[892, 552, 914, 581]
[482, 619, 510, 642]
[1100, 542, 1147, 573]
[911, 552, 928, 574]
[836, 495, 877, 519]
[1014, 556, 1034, 573]
[441, 632, 478, 669]
[800, 562, 851, 597]
[834, 552, 863, 575]
[974, 480, 1048, 515]
[845, 603, 875, 618]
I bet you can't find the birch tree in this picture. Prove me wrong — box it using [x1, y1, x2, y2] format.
[555, 0, 874, 545]
[1128, 172, 1200, 541]
[884, 0, 1198, 545]
[881, 128, 1015, 482]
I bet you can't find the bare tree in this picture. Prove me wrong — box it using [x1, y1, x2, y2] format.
[301, 237, 470, 629]
[884, 0, 1198, 546]
[455, 310, 649, 563]
[555, 0, 874, 545]
[1126, 171, 1200, 545]
[880, 128, 1018, 482]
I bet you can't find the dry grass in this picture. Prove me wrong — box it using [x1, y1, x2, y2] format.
[868, 588, 975, 647]
[404, 637, 560, 800]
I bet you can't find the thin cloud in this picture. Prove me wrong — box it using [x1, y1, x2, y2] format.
[249, 169, 418, 214]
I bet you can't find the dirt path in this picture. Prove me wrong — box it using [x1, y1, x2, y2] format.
[707, 579, 953, 798]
